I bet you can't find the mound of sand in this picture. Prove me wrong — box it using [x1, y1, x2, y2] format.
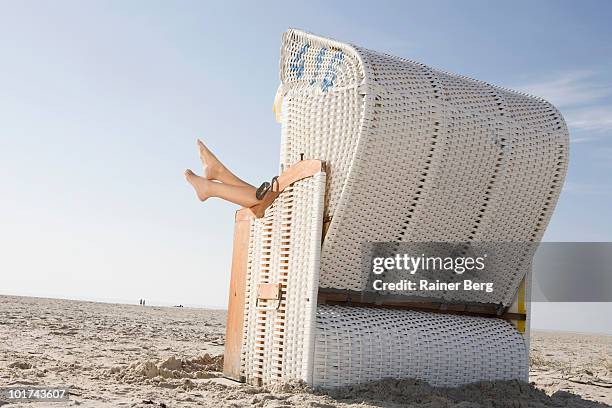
[107, 354, 224, 386]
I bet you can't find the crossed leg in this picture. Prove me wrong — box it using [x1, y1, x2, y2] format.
[196, 139, 254, 188]
[185, 140, 261, 208]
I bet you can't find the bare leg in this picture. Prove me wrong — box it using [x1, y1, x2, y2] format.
[197, 139, 254, 188]
[185, 169, 260, 208]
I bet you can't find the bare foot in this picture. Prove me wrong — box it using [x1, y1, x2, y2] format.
[197, 139, 224, 180]
[185, 169, 211, 201]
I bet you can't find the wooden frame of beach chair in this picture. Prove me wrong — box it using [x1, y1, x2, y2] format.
[222, 29, 568, 388]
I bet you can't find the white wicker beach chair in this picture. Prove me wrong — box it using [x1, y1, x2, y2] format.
[223, 29, 569, 388]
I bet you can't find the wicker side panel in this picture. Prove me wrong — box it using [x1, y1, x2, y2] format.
[240, 217, 256, 379]
[282, 172, 326, 383]
[313, 305, 528, 388]
[240, 173, 326, 385]
[279, 29, 365, 221]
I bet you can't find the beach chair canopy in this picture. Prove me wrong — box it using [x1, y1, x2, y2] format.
[278, 29, 568, 306]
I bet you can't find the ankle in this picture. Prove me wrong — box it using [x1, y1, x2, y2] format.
[198, 178, 212, 201]
[206, 165, 221, 181]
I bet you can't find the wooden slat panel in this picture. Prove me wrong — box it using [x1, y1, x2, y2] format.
[223, 210, 254, 381]
[317, 289, 526, 321]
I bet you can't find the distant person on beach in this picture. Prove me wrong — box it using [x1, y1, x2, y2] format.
[185, 139, 262, 208]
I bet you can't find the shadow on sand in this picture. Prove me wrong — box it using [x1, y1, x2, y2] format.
[311, 378, 610, 408]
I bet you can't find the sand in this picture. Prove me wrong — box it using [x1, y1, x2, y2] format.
[0, 295, 610, 407]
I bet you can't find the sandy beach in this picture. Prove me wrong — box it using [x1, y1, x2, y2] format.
[0, 295, 610, 407]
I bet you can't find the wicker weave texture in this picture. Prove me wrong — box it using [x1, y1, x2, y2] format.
[241, 172, 326, 385]
[313, 305, 528, 388]
[279, 30, 569, 306]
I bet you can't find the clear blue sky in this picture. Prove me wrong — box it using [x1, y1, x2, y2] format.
[1, 1, 610, 332]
